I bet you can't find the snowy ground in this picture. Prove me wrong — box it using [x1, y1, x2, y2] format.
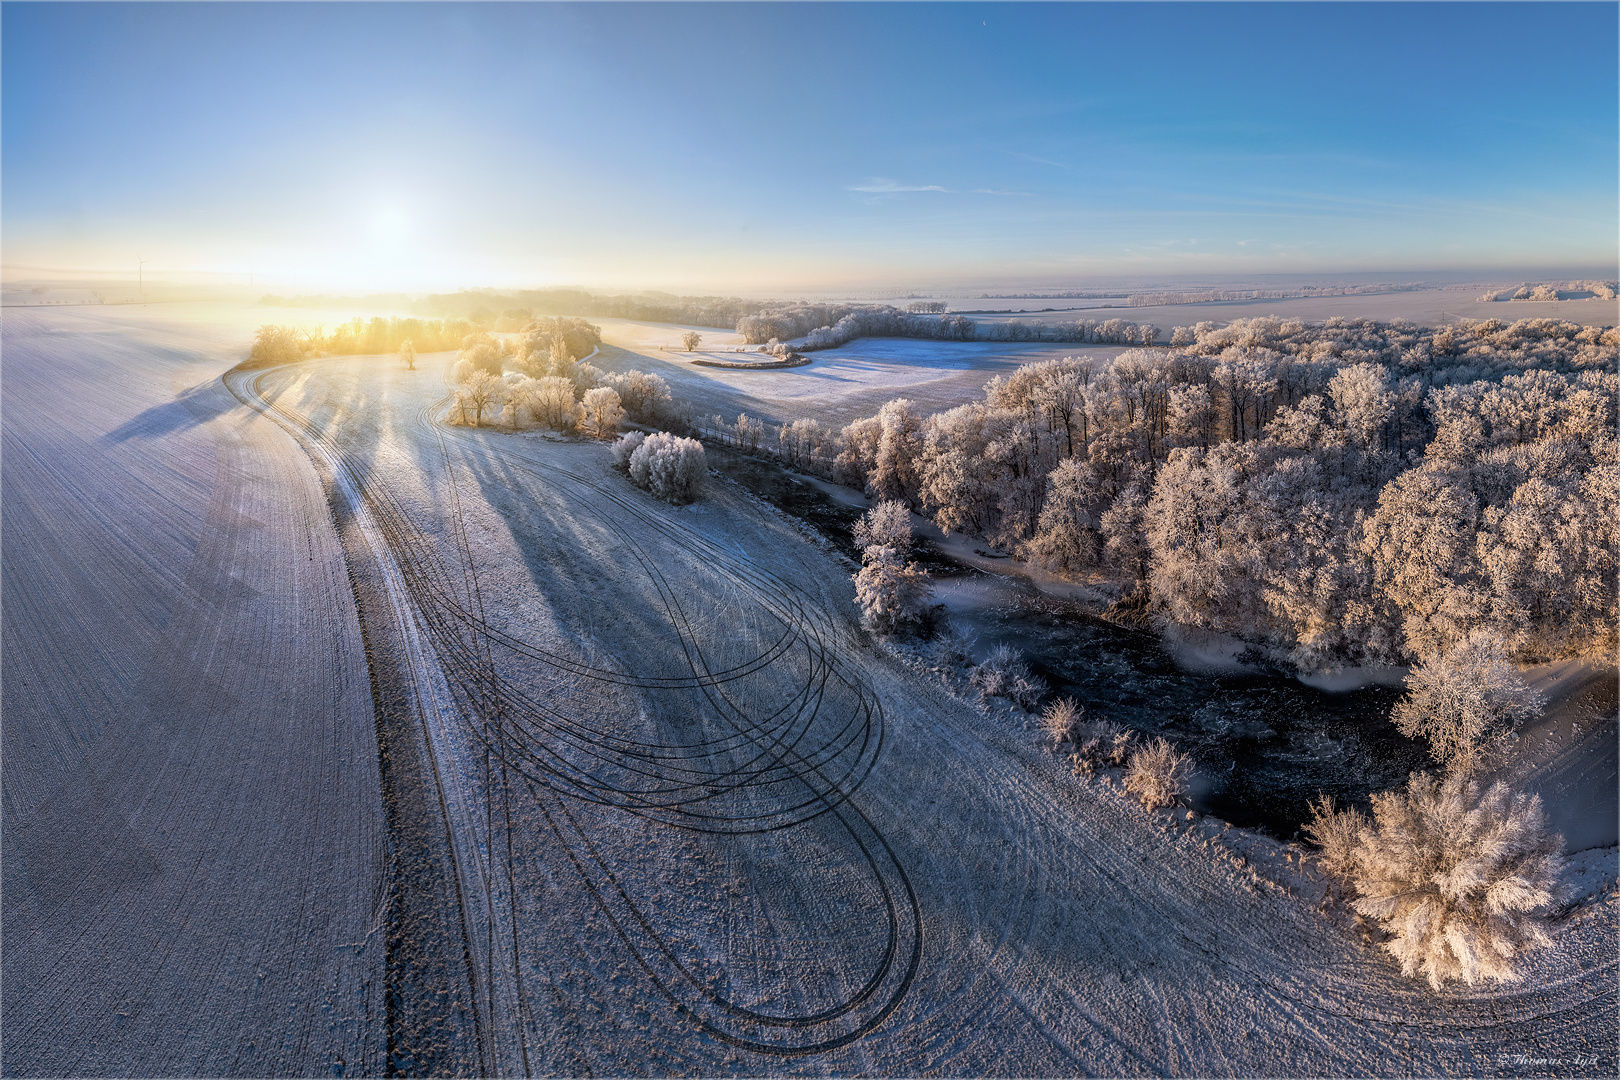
[3, 303, 1615, 1076]
[944, 287, 1619, 337]
[591, 317, 1133, 424]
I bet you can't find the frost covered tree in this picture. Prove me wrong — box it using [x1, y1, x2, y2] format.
[398, 338, 416, 370]
[629, 432, 706, 503]
[580, 386, 624, 439]
[852, 499, 912, 555]
[852, 545, 931, 636]
[531, 376, 581, 430]
[1391, 631, 1544, 772]
[455, 370, 504, 426]
[1328, 362, 1393, 451]
[1023, 459, 1103, 574]
[458, 332, 504, 377]
[681, 330, 702, 351]
[1309, 772, 1564, 990]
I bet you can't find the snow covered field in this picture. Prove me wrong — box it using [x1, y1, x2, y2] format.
[593, 316, 1131, 424]
[3, 303, 1615, 1075]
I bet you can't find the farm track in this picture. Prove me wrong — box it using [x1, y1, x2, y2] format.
[226, 361, 924, 1062]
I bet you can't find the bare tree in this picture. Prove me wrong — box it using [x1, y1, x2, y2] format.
[399, 338, 416, 371]
[682, 330, 702, 352]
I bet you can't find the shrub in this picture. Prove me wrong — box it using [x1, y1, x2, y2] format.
[969, 644, 1045, 709]
[1069, 718, 1134, 776]
[852, 545, 932, 636]
[1313, 772, 1565, 989]
[628, 432, 706, 503]
[1039, 697, 1085, 747]
[1303, 794, 1366, 880]
[1124, 736, 1190, 809]
[611, 430, 647, 471]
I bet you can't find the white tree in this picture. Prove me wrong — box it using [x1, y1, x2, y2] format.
[532, 376, 581, 430]
[1321, 772, 1564, 990]
[852, 499, 912, 555]
[681, 330, 702, 352]
[1391, 630, 1544, 771]
[455, 370, 505, 427]
[580, 386, 624, 439]
[629, 432, 707, 503]
[852, 545, 931, 636]
[1023, 458, 1102, 575]
[1328, 362, 1393, 451]
[398, 338, 416, 371]
[611, 430, 647, 470]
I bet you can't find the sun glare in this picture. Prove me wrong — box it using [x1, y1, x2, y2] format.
[368, 203, 411, 245]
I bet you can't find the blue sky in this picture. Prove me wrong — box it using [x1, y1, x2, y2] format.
[3, 1, 1615, 292]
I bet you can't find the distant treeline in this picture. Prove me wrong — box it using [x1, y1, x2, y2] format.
[1477, 280, 1618, 302]
[257, 288, 1163, 348]
[243, 315, 602, 368]
[1127, 283, 1428, 307]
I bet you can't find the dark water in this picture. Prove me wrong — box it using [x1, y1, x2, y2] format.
[707, 447, 1429, 839]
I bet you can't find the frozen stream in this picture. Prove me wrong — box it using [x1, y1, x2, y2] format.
[710, 449, 1431, 838]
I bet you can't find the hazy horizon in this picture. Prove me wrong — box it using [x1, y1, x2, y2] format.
[4, 1, 1616, 295]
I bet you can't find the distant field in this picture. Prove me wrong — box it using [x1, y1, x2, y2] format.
[591, 317, 1135, 425]
[960, 287, 1618, 336]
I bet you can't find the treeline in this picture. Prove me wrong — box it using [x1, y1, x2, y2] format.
[1127, 283, 1426, 307]
[737, 303, 1160, 348]
[1477, 280, 1619, 302]
[258, 288, 1163, 348]
[720, 315, 1617, 670]
[245, 315, 602, 367]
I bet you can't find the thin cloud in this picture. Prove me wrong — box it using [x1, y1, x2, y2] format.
[972, 188, 1033, 197]
[847, 178, 949, 193]
[998, 149, 1068, 169]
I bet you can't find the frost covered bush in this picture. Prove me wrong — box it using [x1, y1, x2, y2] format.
[969, 644, 1045, 709]
[1124, 736, 1190, 809]
[852, 545, 932, 636]
[610, 430, 646, 470]
[628, 432, 706, 503]
[1068, 718, 1134, 776]
[1391, 630, 1544, 772]
[1039, 697, 1085, 747]
[853, 499, 913, 555]
[1307, 772, 1565, 990]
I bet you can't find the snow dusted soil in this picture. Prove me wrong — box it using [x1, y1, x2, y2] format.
[591, 317, 1134, 424]
[2, 306, 385, 1075]
[962, 288, 1619, 337]
[4, 303, 1615, 1076]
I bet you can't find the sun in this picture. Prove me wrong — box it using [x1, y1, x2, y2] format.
[368, 202, 411, 245]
